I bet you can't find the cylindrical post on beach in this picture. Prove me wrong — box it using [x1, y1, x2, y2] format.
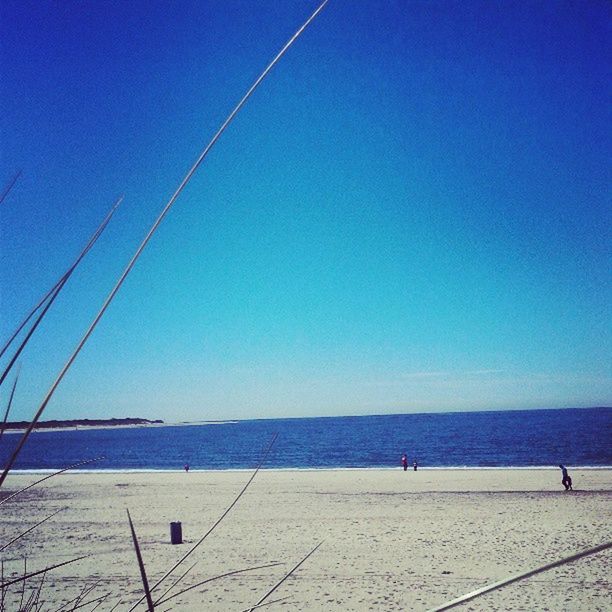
[170, 522, 182, 544]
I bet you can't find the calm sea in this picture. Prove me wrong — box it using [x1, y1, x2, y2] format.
[1, 407, 610, 471]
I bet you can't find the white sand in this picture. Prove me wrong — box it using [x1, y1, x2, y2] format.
[1, 469, 610, 611]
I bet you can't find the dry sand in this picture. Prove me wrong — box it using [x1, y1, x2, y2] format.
[1, 469, 610, 611]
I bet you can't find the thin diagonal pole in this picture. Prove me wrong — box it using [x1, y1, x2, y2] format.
[0, 0, 329, 488]
[0, 196, 123, 385]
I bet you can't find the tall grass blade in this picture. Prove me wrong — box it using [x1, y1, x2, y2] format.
[68, 579, 101, 611]
[0, 170, 21, 207]
[0, 196, 122, 363]
[0, 0, 328, 486]
[126, 509, 154, 612]
[0, 457, 104, 506]
[0, 555, 87, 590]
[50, 588, 95, 612]
[19, 557, 27, 611]
[53, 592, 109, 612]
[22, 583, 38, 612]
[85, 595, 108, 612]
[0, 196, 123, 385]
[427, 540, 612, 611]
[239, 597, 292, 612]
[154, 562, 283, 606]
[153, 561, 197, 605]
[247, 541, 323, 612]
[0, 508, 62, 552]
[128, 433, 277, 611]
[0, 365, 20, 447]
[30, 572, 46, 612]
[71, 593, 108, 612]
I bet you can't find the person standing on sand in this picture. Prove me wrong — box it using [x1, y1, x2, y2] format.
[401, 454, 408, 471]
[413, 458, 418, 471]
[559, 464, 572, 490]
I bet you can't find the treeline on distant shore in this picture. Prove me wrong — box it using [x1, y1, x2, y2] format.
[2, 418, 164, 430]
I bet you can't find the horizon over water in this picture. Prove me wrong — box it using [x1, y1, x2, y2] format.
[1, 407, 610, 471]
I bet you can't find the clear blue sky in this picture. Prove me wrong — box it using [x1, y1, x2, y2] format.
[0, 0, 610, 422]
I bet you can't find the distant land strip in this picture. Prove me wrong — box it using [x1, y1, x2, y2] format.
[2, 418, 164, 431]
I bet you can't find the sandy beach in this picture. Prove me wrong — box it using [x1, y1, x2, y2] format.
[1, 469, 610, 611]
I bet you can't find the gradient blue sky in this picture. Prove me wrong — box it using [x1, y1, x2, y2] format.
[1, 0, 610, 422]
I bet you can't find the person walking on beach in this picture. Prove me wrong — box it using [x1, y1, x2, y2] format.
[401, 454, 408, 471]
[559, 464, 572, 490]
[413, 458, 418, 471]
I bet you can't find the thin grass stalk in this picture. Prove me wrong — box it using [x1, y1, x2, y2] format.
[154, 562, 283, 607]
[19, 557, 27, 611]
[71, 593, 109, 612]
[0, 279, 60, 363]
[126, 509, 154, 612]
[238, 597, 293, 612]
[0, 170, 21, 206]
[0, 457, 103, 506]
[24, 591, 37, 612]
[427, 540, 612, 612]
[0, 196, 123, 386]
[0, 508, 62, 552]
[0, 196, 122, 363]
[22, 584, 38, 612]
[107, 599, 122, 612]
[69, 579, 100, 611]
[152, 561, 197, 605]
[0, 0, 328, 487]
[53, 592, 108, 612]
[49, 590, 89, 612]
[0, 281, 66, 388]
[0, 366, 20, 447]
[128, 433, 277, 611]
[247, 541, 323, 612]
[0, 556, 87, 590]
[31, 572, 45, 612]
[85, 596, 108, 612]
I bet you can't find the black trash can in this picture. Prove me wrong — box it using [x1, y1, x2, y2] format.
[170, 521, 182, 544]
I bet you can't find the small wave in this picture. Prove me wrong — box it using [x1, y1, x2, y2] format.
[9, 465, 611, 475]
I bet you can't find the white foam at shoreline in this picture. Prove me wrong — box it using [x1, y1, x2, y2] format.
[8, 465, 611, 475]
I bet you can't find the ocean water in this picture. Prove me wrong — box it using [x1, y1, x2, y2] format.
[1, 407, 610, 471]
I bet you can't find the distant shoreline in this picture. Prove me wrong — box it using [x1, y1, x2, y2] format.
[0, 417, 163, 433]
[1, 419, 237, 435]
